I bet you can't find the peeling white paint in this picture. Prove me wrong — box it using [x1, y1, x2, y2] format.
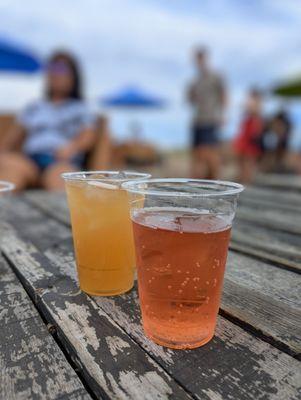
[119, 370, 173, 399]
[3, 195, 301, 400]
[0, 224, 52, 280]
[45, 249, 78, 282]
[105, 336, 130, 358]
[217, 317, 301, 399]
[96, 297, 175, 365]
[0, 260, 89, 400]
[203, 388, 224, 400]
[106, 370, 173, 400]
[56, 301, 100, 351]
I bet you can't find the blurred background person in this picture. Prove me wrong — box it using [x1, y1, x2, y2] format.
[233, 88, 264, 184]
[297, 153, 301, 175]
[86, 114, 112, 170]
[187, 47, 227, 179]
[260, 110, 292, 173]
[0, 51, 101, 191]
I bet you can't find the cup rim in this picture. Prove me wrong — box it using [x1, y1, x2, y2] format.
[122, 178, 244, 197]
[61, 170, 151, 182]
[0, 180, 15, 193]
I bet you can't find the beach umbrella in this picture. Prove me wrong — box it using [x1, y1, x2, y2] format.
[101, 85, 166, 108]
[272, 76, 301, 97]
[0, 38, 42, 73]
[101, 85, 166, 151]
[101, 85, 166, 164]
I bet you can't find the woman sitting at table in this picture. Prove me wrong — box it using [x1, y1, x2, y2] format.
[0, 51, 97, 191]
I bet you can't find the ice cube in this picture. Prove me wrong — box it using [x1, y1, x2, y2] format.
[87, 181, 118, 190]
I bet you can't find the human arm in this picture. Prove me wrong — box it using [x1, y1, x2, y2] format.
[187, 82, 198, 105]
[87, 116, 111, 169]
[55, 127, 96, 161]
[0, 123, 26, 152]
[218, 75, 227, 111]
[216, 75, 227, 126]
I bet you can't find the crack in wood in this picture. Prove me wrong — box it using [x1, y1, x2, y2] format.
[1, 193, 300, 399]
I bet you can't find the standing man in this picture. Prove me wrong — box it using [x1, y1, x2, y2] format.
[187, 47, 227, 179]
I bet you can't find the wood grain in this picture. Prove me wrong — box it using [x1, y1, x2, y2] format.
[254, 174, 301, 191]
[235, 187, 301, 268]
[49, 234, 301, 357]
[0, 255, 91, 400]
[222, 278, 301, 353]
[25, 190, 301, 272]
[236, 203, 301, 235]
[231, 220, 301, 272]
[24, 191, 301, 354]
[24, 191, 70, 226]
[0, 220, 192, 398]
[6, 194, 301, 399]
[241, 186, 301, 213]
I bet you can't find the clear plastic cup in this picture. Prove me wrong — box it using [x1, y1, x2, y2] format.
[0, 181, 15, 221]
[0, 181, 15, 194]
[62, 171, 150, 296]
[122, 179, 244, 349]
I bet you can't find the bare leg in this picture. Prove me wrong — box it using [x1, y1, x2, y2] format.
[192, 146, 220, 179]
[238, 156, 257, 184]
[205, 146, 220, 180]
[191, 147, 207, 178]
[0, 152, 39, 191]
[41, 162, 77, 191]
[297, 153, 301, 175]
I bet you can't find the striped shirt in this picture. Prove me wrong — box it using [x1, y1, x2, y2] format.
[19, 99, 94, 155]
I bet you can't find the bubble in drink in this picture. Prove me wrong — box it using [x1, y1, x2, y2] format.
[132, 208, 231, 349]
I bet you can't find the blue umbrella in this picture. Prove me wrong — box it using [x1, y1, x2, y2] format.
[101, 85, 165, 108]
[0, 38, 42, 73]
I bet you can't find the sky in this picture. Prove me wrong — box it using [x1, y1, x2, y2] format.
[0, 0, 301, 149]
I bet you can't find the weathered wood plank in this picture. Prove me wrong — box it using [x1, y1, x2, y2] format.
[226, 252, 300, 309]
[25, 190, 70, 226]
[93, 289, 301, 400]
[24, 191, 301, 353]
[222, 278, 301, 354]
[240, 194, 301, 214]
[234, 180, 301, 236]
[49, 232, 301, 357]
[3, 226, 301, 400]
[45, 238, 301, 399]
[255, 174, 301, 191]
[231, 220, 301, 272]
[223, 252, 301, 355]
[0, 225, 192, 399]
[0, 255, 91, 400]
[243, 186, 301, 207]
[25, 190, 301, 272]
[236, 203, 301, 235]
[9, 194, 301, 398]
[237, 187, 301, 262]
[241, 186, 301, 213]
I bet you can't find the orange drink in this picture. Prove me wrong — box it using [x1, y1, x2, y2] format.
[132, 209, 231, 348]
[62, 171, 150, 296]
[123, 179, 244, 349]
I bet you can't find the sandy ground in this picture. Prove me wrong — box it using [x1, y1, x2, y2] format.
[134, 144, 237, 180]
[136, 144, 300, 181]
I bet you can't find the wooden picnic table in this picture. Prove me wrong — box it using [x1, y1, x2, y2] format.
[1, 183, 301, 399]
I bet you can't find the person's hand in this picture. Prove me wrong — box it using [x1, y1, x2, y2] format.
[55, 144, 77, 161]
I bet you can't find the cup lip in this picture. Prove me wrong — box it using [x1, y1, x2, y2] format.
[0, 180, 15, 193]
[122, 178, 244, 197]
[61, 170, 151, 182]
